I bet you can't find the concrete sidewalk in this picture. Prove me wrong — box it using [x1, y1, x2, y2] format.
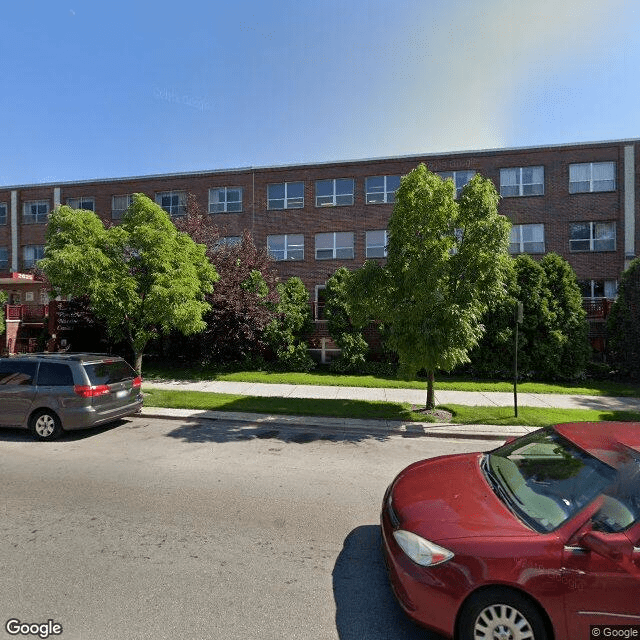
[141, 379, 640, 441]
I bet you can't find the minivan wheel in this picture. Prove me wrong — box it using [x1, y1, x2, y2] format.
[458, 588, 548, 640]
[29, 410, 63, 441]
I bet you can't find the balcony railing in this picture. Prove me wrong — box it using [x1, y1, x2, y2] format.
[583, 298, 612, 319]
[5, 304, 49, 322]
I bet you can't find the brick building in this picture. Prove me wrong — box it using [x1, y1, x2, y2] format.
[0, 138, 637, 355]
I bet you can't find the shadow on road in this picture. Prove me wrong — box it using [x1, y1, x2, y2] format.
[332, 525, 445, 640]
[164, 417, 393, 444]
[0, 419, 129, 443]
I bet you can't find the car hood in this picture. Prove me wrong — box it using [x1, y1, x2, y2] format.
[390, 453, 533, 541]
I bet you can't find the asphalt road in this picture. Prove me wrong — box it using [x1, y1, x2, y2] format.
[0, 416, 505, 640]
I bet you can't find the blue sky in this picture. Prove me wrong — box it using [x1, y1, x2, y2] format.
[1, 0, 638, 186]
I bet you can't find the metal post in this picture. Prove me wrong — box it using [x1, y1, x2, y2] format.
[514, 302, 523, 417]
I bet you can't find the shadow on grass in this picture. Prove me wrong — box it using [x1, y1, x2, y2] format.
[146, 391, 425, 423]
[332, 525, 445, 640]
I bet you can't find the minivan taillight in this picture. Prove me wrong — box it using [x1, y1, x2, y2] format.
[74, 384, 110, 398]
[132, 376, 142, 388]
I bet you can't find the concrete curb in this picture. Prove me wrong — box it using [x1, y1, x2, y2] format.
[140, 407, 534, 441]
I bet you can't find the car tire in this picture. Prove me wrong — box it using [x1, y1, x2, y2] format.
[28, 409, 63, 441]
[458, 588, 548, 640]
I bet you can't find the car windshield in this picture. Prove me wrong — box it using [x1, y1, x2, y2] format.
[483, 429, 617, 533]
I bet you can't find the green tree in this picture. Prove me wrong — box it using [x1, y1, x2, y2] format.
[39, 195, 218, 374]
[607, 257, 640, 379]
[325, 267, 368, 372]
[264, 277, 315, 371]
[0, 290, 7, 335]
[350, 164, 511, 408]
[540, 252, 590, 378]
[469, 253, 590, 380]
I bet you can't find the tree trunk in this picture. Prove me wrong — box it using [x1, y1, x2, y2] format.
[426, 370, 435, 409]
[134, 351, 143, 377]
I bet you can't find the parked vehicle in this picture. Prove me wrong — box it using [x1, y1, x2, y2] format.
[381, 422, 640, 640]
[0, 353, 143, 440]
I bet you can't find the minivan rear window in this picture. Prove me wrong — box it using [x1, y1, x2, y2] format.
[83, 360, 137, 385]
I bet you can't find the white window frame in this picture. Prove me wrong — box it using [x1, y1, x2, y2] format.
[436, 170, 476, 197]
[569, 162, 616, 193]
[0, 203, 7, 225]
[22, 201, 49, 224]
[66, 197, 95, 211]
[267, 234, 304, 261]
[209, 187, 243, 213]
[0, 246, 8, 270]
[579, 279, 618, 300]
[22, 245, 45, 269]
[112, 194, 133, 219]
[366, 230, 388, 258]
[569, 221, 616, 252]
[365, 175, 400, 204]
[315, 179, 354, 207]
[315, 232, 354, 260]
[155, 191, 187, 217]
[500, 167, 544, 197]
[267, 182, 304, 210]
[509, 224, 545, 254]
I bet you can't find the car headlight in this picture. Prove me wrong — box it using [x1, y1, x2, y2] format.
[393, 530, 454, 567]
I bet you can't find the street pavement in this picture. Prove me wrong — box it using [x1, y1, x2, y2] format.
[142, 379, 640, 441]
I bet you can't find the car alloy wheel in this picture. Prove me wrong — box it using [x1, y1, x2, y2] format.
[29, 410, 63, 441]
[474, 604, 534, 640]
[459, 589, 547, 640]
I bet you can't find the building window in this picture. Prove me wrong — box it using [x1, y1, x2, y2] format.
[0, 203, 7, 225]
[509, 224, 545, 254]
[155, 191, 186, 217]
[66, 197, 95, 211]
[315, 232, 354, 260]
[315, 179, 354, 207]
[267, 182, 304, 210]
[500, 167, 544, 197]
[578, 279, 618, 300]
[569, 221, 616, 252]
[112, 195, 133, 219]
[22, 201, 49, 224]
[23, 245, 45, 269]
[209, 187, 243, 213]
[436, 170, 475, 197]
[569, 162, 616, 193]
[365, 176, 401, 204]
[215, 236, 241, 249]
[267, 234, 304, 261]
[366, 230, 388, 258]
[0, 247, 8, 270]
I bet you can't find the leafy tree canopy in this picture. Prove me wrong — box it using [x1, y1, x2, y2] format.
[349, 164, 511, 407]
[0, 290, 7, 335]
[607, 257, 640, 379]
[39, 195, 218, 374]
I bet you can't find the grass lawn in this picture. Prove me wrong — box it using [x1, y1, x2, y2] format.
[143, 388, 640, 427]
[143, 364, 640, 398]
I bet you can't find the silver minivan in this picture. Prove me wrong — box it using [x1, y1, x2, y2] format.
[0, 353, 143, 440]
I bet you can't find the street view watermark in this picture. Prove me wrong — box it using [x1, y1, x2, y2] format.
[591, 626, 640, 638]
[5, 619, 63, 639]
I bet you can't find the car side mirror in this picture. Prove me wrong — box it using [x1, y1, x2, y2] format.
[580, 531, 623, 562]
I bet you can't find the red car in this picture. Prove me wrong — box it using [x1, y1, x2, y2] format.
[381, 422, 640, 640]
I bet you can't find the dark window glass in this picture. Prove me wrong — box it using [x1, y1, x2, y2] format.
[83, 360, 136, 385]
[37, 362, 74, 386]
[0, 361, 37, 385]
